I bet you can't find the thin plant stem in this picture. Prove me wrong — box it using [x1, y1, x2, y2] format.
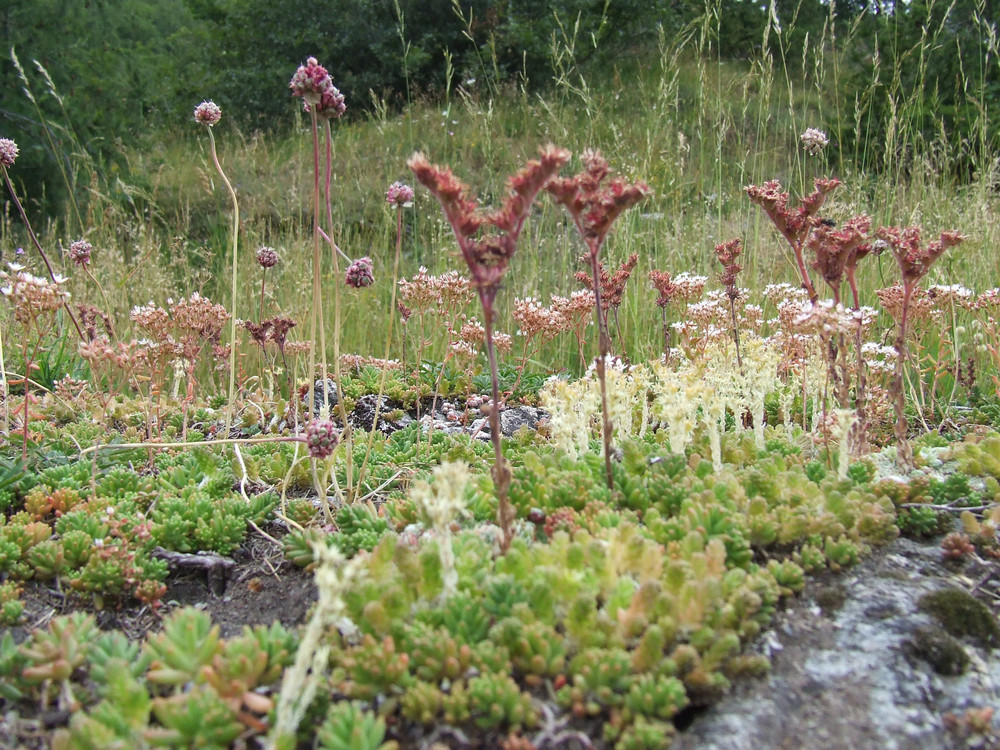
[307, 109, 324, 426]
[323, 120, 353, 500]
[482, 295, 514, 552]
[589, 252, 615, 491]
[893, 284, 914, 469]
[259, 270, 267, 321]
[356, 206, 405, 492]
[0, 320, 6, 434]
[206, 128, 240, 441]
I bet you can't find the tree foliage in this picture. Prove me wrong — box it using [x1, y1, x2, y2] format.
[1, 0, 999, 220]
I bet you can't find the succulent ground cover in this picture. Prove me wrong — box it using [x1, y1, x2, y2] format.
[2, 54, 1000, 750]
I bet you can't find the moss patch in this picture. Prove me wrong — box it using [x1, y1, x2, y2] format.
[904, 625, 970, 676]
[813, 584, 848, 614]
[917, 588, 1000, 650]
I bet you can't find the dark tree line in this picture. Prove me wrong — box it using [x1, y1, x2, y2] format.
[2, 0, 998, 217]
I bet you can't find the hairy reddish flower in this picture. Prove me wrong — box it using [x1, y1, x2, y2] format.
[876, 226, 967, 284]
[68, 240, 93, 267]
[0, 138, 18, 168]
[876, 225, 965, 471]
[243, 319, 271, 348]
[386, 181, 415, 208]
[408, 145, 571, 296]
[649, 270, 677, 307]
[547, 150, 651, 492]
[547, 150, 652, 251]
[746, 177, 841, 302]
[408, 145, 570, 553]
[807, 214, 872, 303]
[305, 419, 340, 459]
[76, 303, 113, 342]
[193, 101, 222, 126]
[713, 238, 744, 301]
[345, 256, 375, 288]
[397, 299, 412, 324]
[576, 253, 639, 311]
[256, 246, 278, 269]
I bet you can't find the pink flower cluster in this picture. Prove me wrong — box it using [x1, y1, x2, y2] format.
[289, 57, 345, 119]
[306, 418, 340, 459]
[68, 240, 93, 267]
[345, 256, 374, 288]
[386, 181, 415, 208]
[193, 101, 222, 127]
[256, 246, 279, 269]
[0, 138, 18, 168]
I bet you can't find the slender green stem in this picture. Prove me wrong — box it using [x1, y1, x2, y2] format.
[206, 128, 240, 440]
[78, 434, 303, 458]
[323, 120, 353, 499]
[356, 207, 405, 492]
[307, 108, 323, 424]
[481, 292, 514, 553]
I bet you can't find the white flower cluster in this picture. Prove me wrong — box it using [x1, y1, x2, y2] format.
[410, 461, 470, 599]
[541, 338, 785, 465]
[271, 543, 366, 744]
[800, 127, 829, 155]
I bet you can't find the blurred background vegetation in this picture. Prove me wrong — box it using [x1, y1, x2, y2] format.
[1, 0, 998, 369]
[3, 0, 997, 217]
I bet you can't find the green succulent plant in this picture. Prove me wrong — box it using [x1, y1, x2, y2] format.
[317, 700, 396, 750]
[145, 607, 221, 687]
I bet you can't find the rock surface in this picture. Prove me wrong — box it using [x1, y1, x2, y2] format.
[675, 537, 1000, 750]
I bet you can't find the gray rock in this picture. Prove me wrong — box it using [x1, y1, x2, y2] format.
[350, 394, 413, 435]
[470, 405, 549, 441]
[674, 538, 1000, 750]
[309, 378, 338, 417]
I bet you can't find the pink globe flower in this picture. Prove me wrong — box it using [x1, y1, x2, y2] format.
[256, 246, 279, 269]
[345, 256, 375, 288]
[290, 57, 333, 104]
[68, 240, 93, 267]
[0, 138, 18, 168]
[306, 418, 340, 459]
[309, 85, 346, 120]
[386, 181, 415, 208]
[194, 101, 222, 126]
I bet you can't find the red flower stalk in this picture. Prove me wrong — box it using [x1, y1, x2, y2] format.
[714, 238, 745, 370]
[876, 225, 966, 468]
[649, 270, 680, 362]
[409, 145, 571, 553]
[807, 215, 872, 305]
[746, 177, 841, 303]
[807, 214, 876, 433]
[547, 150, 651, 490]
[574, 253, 638, 355]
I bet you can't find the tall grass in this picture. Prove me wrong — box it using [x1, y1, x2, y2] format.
[3, 2, 998, 377]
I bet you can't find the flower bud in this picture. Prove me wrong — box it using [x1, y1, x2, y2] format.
[306, 419, 340, 459]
